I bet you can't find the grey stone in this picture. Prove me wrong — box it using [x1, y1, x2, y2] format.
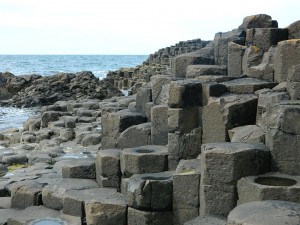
[10, 180, 43, 209]
[168, 107, 200, 134]
[242, 46, 264, 76]
[202, 94, 258, 143]
[213, 30, 245, 66]
[42, 178, 99, 210]
[96, 149, 121, 188]
[274, 39, 300, 82]
[186, 65, 227, 78]
[2, 154, 27, 165]
[245, 28, 288, 52]
[6, 206, 81, 225]
[265, 101, 300, 175]
[169, 80, 202, 108]
[200, 143, 270, 216]
[118, 123, 151, 149]
[228, 42, 246, 76]
[81, 134, 102, 146]
[62, 159, 95, 179]
[168, 128, 202, 170]
[0, 208, 18, 225]
[239, 14, 275, 31]
[151, 105, 168, 145]
[287, 64, 300, 100]
[202, 83, 228, 106]
[287, 20, 300, 39]
[0, 197, 11, 209]
[85, 191, 127, 225]
[171, 52, 214, 78]
[41, 111, 66, 128]
[173, 165, 201, 225]
[101, 109, 146, 149]
[128, 207, 173, 225]
[150, 75, 172, 105]
[184, 215, 226, 225]
[127, 171, 173, 211]
[120, 145, 168, 178]
[227, 200, 300, 225]
[228, 125, 265, 144]
[237, 172, 300, 205]
[136, 83, 152, 116]
[59, 128, 75, 141]
[256, 90, 289, 124]
[63, 187, 118, 218]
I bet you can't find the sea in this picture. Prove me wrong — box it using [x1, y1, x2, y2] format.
[0, 55, 148, 130]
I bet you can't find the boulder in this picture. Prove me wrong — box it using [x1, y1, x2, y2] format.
[274, 39, 300, 82]
[287, 20, 300, 39]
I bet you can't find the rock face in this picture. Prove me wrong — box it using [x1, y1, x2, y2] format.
[1, 13, 300, 225]
[0, 71, 123, 107]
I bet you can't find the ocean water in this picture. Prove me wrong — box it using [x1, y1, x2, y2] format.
[0, 55, 147, 130]
[0, 55, 147, 79]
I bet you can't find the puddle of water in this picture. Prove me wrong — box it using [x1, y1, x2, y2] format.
[30, 218, 66, 225]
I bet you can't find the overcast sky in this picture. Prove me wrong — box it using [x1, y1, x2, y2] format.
[0, 0, 299, 55]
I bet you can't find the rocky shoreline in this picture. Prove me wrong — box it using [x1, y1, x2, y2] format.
[0, 14, 300, 225]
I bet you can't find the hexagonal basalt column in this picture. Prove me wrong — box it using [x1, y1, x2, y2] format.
[120, 145, 168, 178]
[128, 207, 173, 225]
[200, 142, 270, 217]
[237, 172, 300, 204]
[127, 171, 173, 212]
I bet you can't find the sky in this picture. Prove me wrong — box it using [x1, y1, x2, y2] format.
[0, 0, 299, 55]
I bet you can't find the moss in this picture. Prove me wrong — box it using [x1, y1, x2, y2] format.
[251, 45, 260, 53]
[7, 164, 28, 172]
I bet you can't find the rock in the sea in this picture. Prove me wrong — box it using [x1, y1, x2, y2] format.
[0, 71, 123, 107]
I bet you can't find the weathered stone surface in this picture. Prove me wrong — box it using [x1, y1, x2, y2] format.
[151, 105, 168, 145]
[101, 109, 147, 149]
[0, 197, 11, 209]
[246, 28, 288, 52]
[274, 39, 300, 82]
[186, 65, 227, 78]
[169, 80, 202, 108]
[10, 180, 43, 209]
[242, 46, 264, 75]
[173, 160, 201, 225]
[127, 171, 173, 211]
[184, 215, 226, 225]
[237, 172, 300, 205]
[227, 200, 300, 225]
[214, 30, 245, 66]
[247, 46, 276, 82]
[6, 206, 81, 225]
[239, 14, 275, 31]
[150, 75, 172, 105]
[200, 143, 270, 216]
[221, 78, 276, 94]
[228, 125, 265, 144]
[136, 83, 152, 116]
[202, 94, 258, 143]
[168, 128, 202, 170]
[256, 89, 290, 124]
[168, 107, 200, 134]
[287, 20, 300, 39]
[62, 159, 95, 179]
[264, 101, 300, 175]
[120, 145, 168, 177]
[228, 42, 246, 76]
[42, 178, 99, 210]
[63, 187, 118, 218]
[118, 123, 151, 149]
[287, 64, 300, 100]
[81, 134, 101, 146]
[96, 149, 121, 188]
[2, 154, 27, 165]
[202, 83, 228, 106]
[128, 207, 173, 225]
[85, 191, 127, 225]
[171, 52, 214, 78]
